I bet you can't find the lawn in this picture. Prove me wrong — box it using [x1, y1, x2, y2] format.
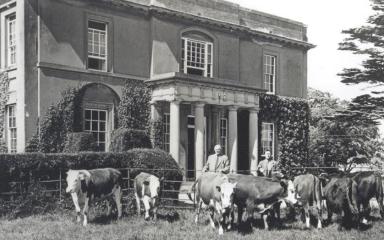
[1, 209, 384, 240]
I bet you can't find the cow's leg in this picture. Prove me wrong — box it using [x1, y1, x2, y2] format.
[316, 200, 323, 229]
[70, 192, 82, 223]
[262, 213, 269, 230]
[208, 204, 216, 229]
[195, 199, 203, 224]
[361, 201, 369, 224]
[326, 201, 333, 224]
[106, 200, 112, 217]
[113, 187, 122, 219]
[304, 207, 310, 229]
[152, 198, 158, 220]
[135, 192, 141, 217]
[142, 196, 151, 221]
[82, 196, 90, 226]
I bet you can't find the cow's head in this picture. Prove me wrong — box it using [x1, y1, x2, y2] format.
[143, 175, 162, 198]
[280, 179, 299, 206]
[65, 170, 91, 193]
[216, 182, 237, 214]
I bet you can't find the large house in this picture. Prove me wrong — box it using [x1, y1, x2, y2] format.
[0, 0, 313, 176]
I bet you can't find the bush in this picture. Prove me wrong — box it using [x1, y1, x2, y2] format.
[63, 132, 97, 153]
[0, 149, 182, 217]
[110, 128, 152, 152]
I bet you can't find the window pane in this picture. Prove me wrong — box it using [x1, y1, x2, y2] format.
[92, 110, 98, 120]
[85, 110, 91, 119]
[84, 121, 91, 131]
[92, 121, 98, 131]
[100, 122, 106, 132]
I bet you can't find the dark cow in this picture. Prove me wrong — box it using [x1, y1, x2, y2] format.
[349, 171, 384, 223]
[134, 172, 163, 221]
[323, 176, 359, 230]
[192, 172, 237, 235]
[66, 168, 123, 226]
[227, 174, 298, 230]
[293, 174, 323, 228]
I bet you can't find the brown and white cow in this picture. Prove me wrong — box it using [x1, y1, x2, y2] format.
[293, 174, 323, 229]
[227, 174, 298, 230]
[65, 168, 123, 226]
[192, 172, 237, 235]
[134, 172, 163, 221]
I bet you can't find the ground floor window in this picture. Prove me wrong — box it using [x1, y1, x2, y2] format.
[261, 122, 274, 157]
[7, 104, 16, 153]
[163, 113, 170, 152]
[84, 109, 107, 151]
[220, 118, 228, 154]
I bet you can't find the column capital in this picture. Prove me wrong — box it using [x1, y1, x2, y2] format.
[170, 99, 182, 105]
[228, 105, 239, 112]
[194, 102, 205, 108]
[249, 108, 260, 114]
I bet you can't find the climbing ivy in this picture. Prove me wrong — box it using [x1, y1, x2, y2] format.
[0, 71, 10, 152]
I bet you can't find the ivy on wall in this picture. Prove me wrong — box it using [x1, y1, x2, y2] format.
[259, 94, 310, 172]
[26, 87, 83, 153]
[0, 72, 10, 152]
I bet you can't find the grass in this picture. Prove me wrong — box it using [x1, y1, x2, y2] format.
[1, 208, 384, 240]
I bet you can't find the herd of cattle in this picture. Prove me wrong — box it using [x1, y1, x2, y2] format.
[64, 168, 384, 235]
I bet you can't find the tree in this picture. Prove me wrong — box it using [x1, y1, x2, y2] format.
[308, 88, 382, 171]
[338, 0, 384, 118]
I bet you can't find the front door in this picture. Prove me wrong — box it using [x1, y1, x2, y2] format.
[187, 116, 195, 180]
[237, 110, 249, 173]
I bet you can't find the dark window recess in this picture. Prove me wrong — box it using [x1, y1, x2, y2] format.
[187, 68, 204, 76]
[88, 58, 105, 70]
[88, 21, 106, 30]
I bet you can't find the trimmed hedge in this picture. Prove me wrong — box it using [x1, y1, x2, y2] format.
[0, 149, 182, 217]
[110, 128, 152, 152]
[63, 132, 97, 153]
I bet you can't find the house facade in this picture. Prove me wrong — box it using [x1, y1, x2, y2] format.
[0, 0, 313, 176]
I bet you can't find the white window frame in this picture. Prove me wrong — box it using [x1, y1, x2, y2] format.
[6, 14, 16, 67]
[7, 104, 16, 153]
[84, 108, 108, 151]
[263, 54, 276, 94]
[87, 20, 107, 71]
[181, 37, 213, 78]
[220, 118, 228, 155]
[163, 113, 170, 152]
[261, 122, 274, 158]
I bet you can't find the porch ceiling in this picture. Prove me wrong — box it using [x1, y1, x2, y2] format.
[146, 72, 264, 108]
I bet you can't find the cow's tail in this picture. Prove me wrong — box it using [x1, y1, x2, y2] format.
[187, 179, 198, 203]
[313, 175, 323, 217]
[346, 179, 359, 217]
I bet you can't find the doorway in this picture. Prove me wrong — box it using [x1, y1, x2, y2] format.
[237, 110, 249, 173]
[187, 116, 195, 180]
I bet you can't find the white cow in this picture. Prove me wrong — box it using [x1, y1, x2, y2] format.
[134, 172, 163, 220]
[65, 168, 122, 226]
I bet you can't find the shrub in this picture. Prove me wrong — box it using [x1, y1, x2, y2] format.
[0, 149, 182, 217]
[110, 128, 152, 152]
[63, 132, 97, 153]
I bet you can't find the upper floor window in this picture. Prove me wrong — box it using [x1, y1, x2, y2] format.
[7, 14, 16, 67]
[88, 20, 107, 71]
[220, 118, 228, 155]
[261, 122, 274, 158]
[264, 55, 276, 94]
[181, 37, 213, 78]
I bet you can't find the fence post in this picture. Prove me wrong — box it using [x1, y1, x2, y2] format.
[127, 168, 130, 190]
[59, 169, 62, 202]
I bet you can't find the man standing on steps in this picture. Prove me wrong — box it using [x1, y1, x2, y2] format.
[257, 150, 277, 177]
[202, 144, 230, 174]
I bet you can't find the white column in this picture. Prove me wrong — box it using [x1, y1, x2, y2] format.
[228, 106, 238, 173]
[194, 103, 205, 179]
[169, 100, 180, 164]
[249, 109, 259, 176]
[16, 0, 26, 152]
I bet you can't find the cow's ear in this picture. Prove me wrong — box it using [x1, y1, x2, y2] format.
[78, 172, 86, 180]
[143, 180, 150, 186]
[216, 186, 221, 192]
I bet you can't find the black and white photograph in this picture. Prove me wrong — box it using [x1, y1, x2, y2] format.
[0, 0, 384, 239]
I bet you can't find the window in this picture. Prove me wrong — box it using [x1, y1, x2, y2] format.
[7, 14, 16, 66]
[220, 118, 228, 154]
[264, 55, 276, 94]
[181, 37, 213, 77]
[261, 122, 274, 157]
[163, 113, 170, 152]
[84, 109, 107, 151]
[88, 20, 107, 71]
[7, 105, 16, 153]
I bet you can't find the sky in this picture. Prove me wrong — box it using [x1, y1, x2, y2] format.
[225, 0, 375, 101]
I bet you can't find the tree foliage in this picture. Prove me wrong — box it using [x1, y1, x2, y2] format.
[308, 88, 382, 171]
[338, 0, 384, 118]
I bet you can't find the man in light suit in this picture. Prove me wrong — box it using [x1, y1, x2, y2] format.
[257, 150, 277, 177]
[202, 144, 230, 174]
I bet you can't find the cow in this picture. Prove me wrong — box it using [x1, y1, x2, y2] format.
[191, 172, 237, 235]
[65, 168, 123, 226]
[134, 172, 163, 221]
[293, 174, 323, 229]
[227, 174, 298, 230]
[349, 171, 384, 223]
[323, 176, 359, 230]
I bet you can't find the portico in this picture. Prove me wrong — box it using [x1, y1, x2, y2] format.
[147, 72, 265, 179]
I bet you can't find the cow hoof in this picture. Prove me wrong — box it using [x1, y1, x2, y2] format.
[362, 218, 368, 225]
[218, 227, 224, 235]
[227, 224, 232, 231]
[145, 217, 150, 221]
